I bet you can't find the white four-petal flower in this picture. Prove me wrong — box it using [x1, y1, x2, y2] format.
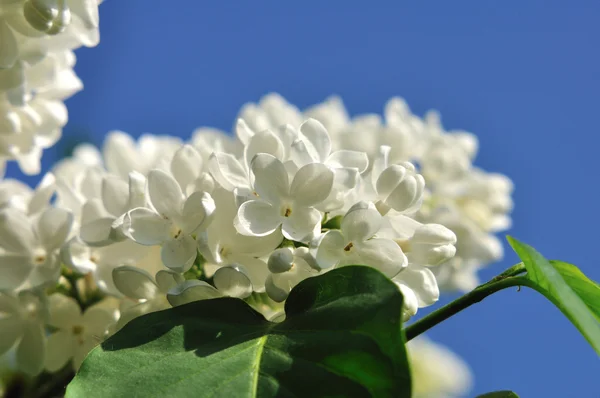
[234, 153, 334, 242]
[124, 169, 215, 272]
[311, 201, 407, 277]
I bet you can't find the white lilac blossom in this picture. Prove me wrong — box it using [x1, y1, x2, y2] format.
[0, 93, 512, 377]
[44, 293, 115, 372]
[0, 0, 101, 175]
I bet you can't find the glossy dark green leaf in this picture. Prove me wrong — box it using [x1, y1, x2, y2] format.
[476, 391, 519, 398]
[66, 266, 411, 398]
[508, 236, 600, 355]
[550, 260, 600, 321]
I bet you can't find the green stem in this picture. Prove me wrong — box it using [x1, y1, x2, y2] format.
[404, 263, 532, 341]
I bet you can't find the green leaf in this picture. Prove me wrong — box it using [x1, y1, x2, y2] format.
[66, 266, 411, 398]
[476, 391, 519, 398]
[550, 260, 600, 321]
[507, 236, 600, 355]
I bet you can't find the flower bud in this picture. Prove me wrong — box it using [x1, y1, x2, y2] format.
[268, 247, 294, 274]
[408, 224, 457, 266]
[24, 0, 71, 35]
[213, 265, 253, 299]
[167, 280, 221, 307]
[376, 162, 425, 214]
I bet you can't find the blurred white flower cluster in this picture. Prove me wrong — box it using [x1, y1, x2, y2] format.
[0, 93, 512, 377]
[408, 336, 473, 398]
[0, 0, 101, 176]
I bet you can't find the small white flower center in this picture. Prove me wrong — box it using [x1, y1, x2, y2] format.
[169, 223, 183, 239]
[24, 302, 39, 319]
[32, 248, 47, 265]
[72, 325, 85, 336]
[281, 205, 292, 218]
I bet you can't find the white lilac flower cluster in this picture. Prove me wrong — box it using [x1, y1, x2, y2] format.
[0, 0, 101, 176]
[0, 93, 513, 377]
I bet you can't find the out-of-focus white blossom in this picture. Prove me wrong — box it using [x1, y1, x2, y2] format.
[0, 206, 72, 291]
[0, 0, 102, 174]
[44, 293, 115, 371]
[0, 291, 47, 375]
[408, 336, 473, 398]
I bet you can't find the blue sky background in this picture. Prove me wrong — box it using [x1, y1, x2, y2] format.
[6, 1, 600, 396]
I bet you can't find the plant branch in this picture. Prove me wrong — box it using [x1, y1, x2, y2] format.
[404, 263, 532, 341]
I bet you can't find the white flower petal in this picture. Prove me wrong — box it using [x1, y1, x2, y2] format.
[36, 207, 73, 251]
[171, 145, 202, 190]
[44, 330, 74, 373]
[311, 230, 345, 270]
[0, 315, 22, 356]
[28, 173, 56, 215]
[147, 169, 184, 219]
[268, 247, 294, 273]
[282, 206, 322, 242]
[326, 150, 369, 172]
[166, 280, 222, 307]
[82, 306, 115, 337]
[213, 265, 253, 298]
[396, 283, 418, 322]
[61, 238, 94, 274]
[102, 177, 128, 217]
[289, 139, 317, 168]
[180, 191, 215, 234]
[0, 20, 18, 69]
[207, 152, 249, 191]
[127, 171, 147, 209]
[48, 294, 82, 329]
[299, 119, 331, 163]
[80, 199, 110, 227]
[384, 213, 422, 240]
[265, 274, 289, 303]
[376, 164, 407, 198]
[0, 208, 35, 252]
[26, 253, 61, 288]
[0, 253, 33, 290]
[352, 238, 407, 278]
[103, 131, 137, 179]
[332, 167, 360, 191]
[17, 322, 46, 376]
[125, 208, 170, 245]
[340, 202, 382, 243]
[227, 254, 270, 293]
[235, 118, 254, 145]
[161, 235, 197, 273]
[69, 0, 99, 29]
[155, 270, 184, 294]
[290, 163, 334, 207]
[112, 266, 158, 301]
[80, 217, 115, 246]
[234, 200, 281, 237]
[244, 129, 285, 167]
[97, 239, 149, 268]
[385, 174, 424, 213]
[73, 337, 98, 371]
[394, 265, 439, 307]
[250, 153, 289, 205]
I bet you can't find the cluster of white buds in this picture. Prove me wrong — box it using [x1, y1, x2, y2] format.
[0, 0, 101, 175]
[0, 93, 512, 376]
